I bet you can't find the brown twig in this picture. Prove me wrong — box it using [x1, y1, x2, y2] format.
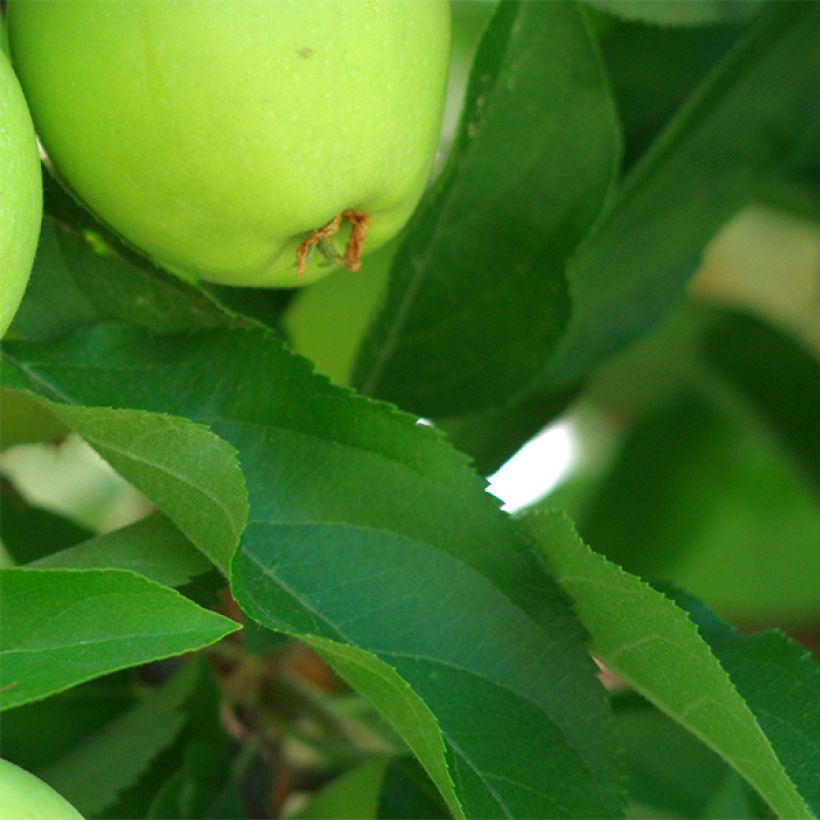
[340, 209, 370, 272]
[295, 209, 370, 276]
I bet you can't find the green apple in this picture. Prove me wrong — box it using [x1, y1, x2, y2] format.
[8, 1, 450, 288]
[0, 759, 83, 820]
[0, 43, 41, 338]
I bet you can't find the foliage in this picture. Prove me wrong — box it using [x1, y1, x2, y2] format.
[1, 1, 818, 817]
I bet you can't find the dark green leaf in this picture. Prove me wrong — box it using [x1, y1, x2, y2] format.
[575, 392, 739, 577]
[668, 588, 820, 813]
[146, 738, 236, 820]
[10, 173, 240, 341]
[548, 2, 820, 389]
[613, 694, 730, 817]
[104, 661, 232, 819]
[378, 757, 450, 819]
[457, 3, 820, 476]
[0, 673, 138, 772]
[700, 309, 820, 495]
[30, 512, 212, 588]
[598, 21, 740, 171]
[584, 0, 767, 28]
[354, 0, 619, 416]
[1, 479, 93, 564]
[0, 568, 239, 709]
[439, 382, 579, 478]
[37, 659, 201, 817]
[5, 324, 624, 818]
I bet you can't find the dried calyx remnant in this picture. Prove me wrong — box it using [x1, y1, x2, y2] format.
[295, 208, 369, 276]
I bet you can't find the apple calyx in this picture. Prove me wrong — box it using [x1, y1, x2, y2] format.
[296, 208, 370, 276]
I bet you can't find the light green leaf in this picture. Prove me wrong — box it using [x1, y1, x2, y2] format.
[0, 376, 248, 574]
[0, 568, 239, 710]
[30, 512, 211, 588]
[522, 509, 816, 818]
[297, 636, 458, 820]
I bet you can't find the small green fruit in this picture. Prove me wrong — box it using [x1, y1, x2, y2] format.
[0, 759, 83, 820]
[0, 45, 41, 337]
[8, 1, 450, 287]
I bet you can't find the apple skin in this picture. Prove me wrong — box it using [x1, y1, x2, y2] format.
[0, 43, 41, 337]
[8, 1, 450, 288]
[0, 759, 83, 820]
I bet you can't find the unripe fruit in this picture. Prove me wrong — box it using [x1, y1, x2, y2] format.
[8, 1, 450, 287]
[0, 43, 41, 337]
[0, 759, 83, 820]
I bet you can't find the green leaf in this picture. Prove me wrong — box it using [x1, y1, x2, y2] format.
[146, 738, 236, 820]
[1, 480, 93, 565]
[0, 381, 248, 574]
[295, 636, 458, 819]
[668, 433, 820, 624]
[668, 588, 820, 813]
[4, 324, 624, 818]
[37, 659, 201, 817]
[10, 174, 239, 341]
[353, 0, 619, 417]
[377, 757, 450, 819]
[0, 568, 239, 710]
[550, 303, 820, 623]
[597, 21, 740, 171]
[452, 3, 820, 476]
[439, 382, 579, 478]
[293, 759, 386, 820]
[8, 219, 100, 342]
[0, 673, 139, 773]
[584, 0, 767, 28]
[699, 309, 820, 495]
[53, 405, 247, 575]
[613, 694, 730, 817]
[573, 392, 740, 578]
[522, 509, 818, 818]
[29, 512, 211, 588]
[105, 662, 232, 819]
[703, 772, 768, 819]
[548, 2, 820, 389]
